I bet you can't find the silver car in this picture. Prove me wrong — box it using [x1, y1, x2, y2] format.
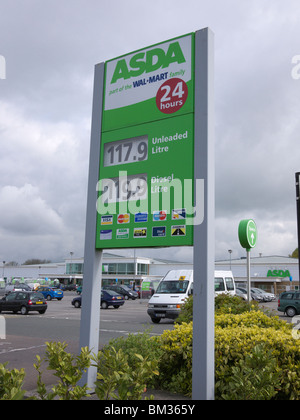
[251, 288, 275, 302]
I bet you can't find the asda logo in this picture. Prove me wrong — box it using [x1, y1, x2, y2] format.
[267, 269, 291, 278]
[111, 41, 186, 84]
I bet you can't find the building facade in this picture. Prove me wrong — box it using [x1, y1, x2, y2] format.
[1, 254, 299, 295]
[216, 255, 299, 294]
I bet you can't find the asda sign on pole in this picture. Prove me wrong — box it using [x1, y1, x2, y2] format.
[96, 34, 198, 249]
[81, 29, 215, 400]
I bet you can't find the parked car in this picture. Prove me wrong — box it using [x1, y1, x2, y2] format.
[251, 288, 276, 302]
[5, 283, 32, 295]
[36, 286, 64, 301]
[0, 291, 47, 315]
[236, 287, 248, 301]
[278, 291, 300, 317]
[104, 285, 138, 300]
[62, 284, 77, 291]
[72, 290, 125, 309]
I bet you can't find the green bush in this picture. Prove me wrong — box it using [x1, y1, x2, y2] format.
[92, 346, 159, 400]
[34, 341, 92, 400]
[154, 311, 300, 399]
[216, 344, 281, 400]
[0, 363, 25, 400]
[176, 294, 259, 325]
[215, 294, 259, 314]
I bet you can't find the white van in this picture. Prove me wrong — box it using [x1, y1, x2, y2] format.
[147, 269, 235, 323]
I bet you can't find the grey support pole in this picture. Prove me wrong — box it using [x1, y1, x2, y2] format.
[79, 63, 105, 390]
[192, 28, 215, 400]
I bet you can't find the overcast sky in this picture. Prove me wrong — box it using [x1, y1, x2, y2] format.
[1, 0, 300, 264]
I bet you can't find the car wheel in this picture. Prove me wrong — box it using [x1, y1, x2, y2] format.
[101, 301, 108, 309]
[39, 310, 46, 314]
[20, 306, 28, 315]
[47, 295, 52, 301]
[74, 301, 81, 308]
[113, 305, 120, 309]
[124, 295, 129, 300]
[151, 318, 161, 324]
[286, 307, 297, 317]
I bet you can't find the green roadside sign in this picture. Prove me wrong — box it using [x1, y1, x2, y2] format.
[238, 219, 257, 250]
[96, 33, 196, 249]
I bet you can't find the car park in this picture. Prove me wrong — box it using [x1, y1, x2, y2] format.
[278, 291, 300, 317]
[36, 286, 64, 301]
[0, 291, 47, 315]
[72, 289, 125, 309]
[104, 285, 138, 300]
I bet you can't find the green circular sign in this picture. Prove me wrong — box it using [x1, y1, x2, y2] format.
[238, 219, 257, 250]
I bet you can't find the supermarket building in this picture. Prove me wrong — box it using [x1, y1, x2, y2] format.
[1, 254, 299, 295]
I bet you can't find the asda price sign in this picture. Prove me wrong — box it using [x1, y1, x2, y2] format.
[96, 34, 198, 249]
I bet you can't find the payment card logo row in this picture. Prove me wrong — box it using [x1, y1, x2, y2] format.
[101, 209, 186, 225]
[100, 225, 186, 241]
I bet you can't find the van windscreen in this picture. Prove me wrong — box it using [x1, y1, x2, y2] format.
[214, 278, 225, 292]
[225, 277, 235, 291]
[156, 280, 189, 294]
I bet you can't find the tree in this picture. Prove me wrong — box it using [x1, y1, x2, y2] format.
[22, 259, 51, 265]
[290, 249, 298, 258]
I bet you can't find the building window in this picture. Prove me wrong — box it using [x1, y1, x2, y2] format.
[66, 263, 84, 275]
[138, 264, 148, 275]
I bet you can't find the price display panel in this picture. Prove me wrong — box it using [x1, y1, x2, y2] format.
[96, 33, 195, 249]
[96, 114, 194, 249]
[103, 136, 148, 167]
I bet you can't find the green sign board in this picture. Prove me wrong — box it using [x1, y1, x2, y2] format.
[238, 219, 257, 250]
[267, 270, 291, 278]
[96, 33, 196, 249]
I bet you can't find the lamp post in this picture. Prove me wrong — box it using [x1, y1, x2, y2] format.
[70, 252, 74, 285]
[2, 261, 5, 283]
[228, 250, 232, 270]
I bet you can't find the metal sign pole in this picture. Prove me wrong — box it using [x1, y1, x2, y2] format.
[192, 28, 215, 401]
[247, 249, 251, 304]
[79, 63, 105, 390]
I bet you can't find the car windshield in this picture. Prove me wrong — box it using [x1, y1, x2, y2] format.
[156, 280, 189, 294]
[121, 286, 131, 291]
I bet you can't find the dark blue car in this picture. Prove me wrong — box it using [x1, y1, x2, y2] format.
[72, 289, 125, 309]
